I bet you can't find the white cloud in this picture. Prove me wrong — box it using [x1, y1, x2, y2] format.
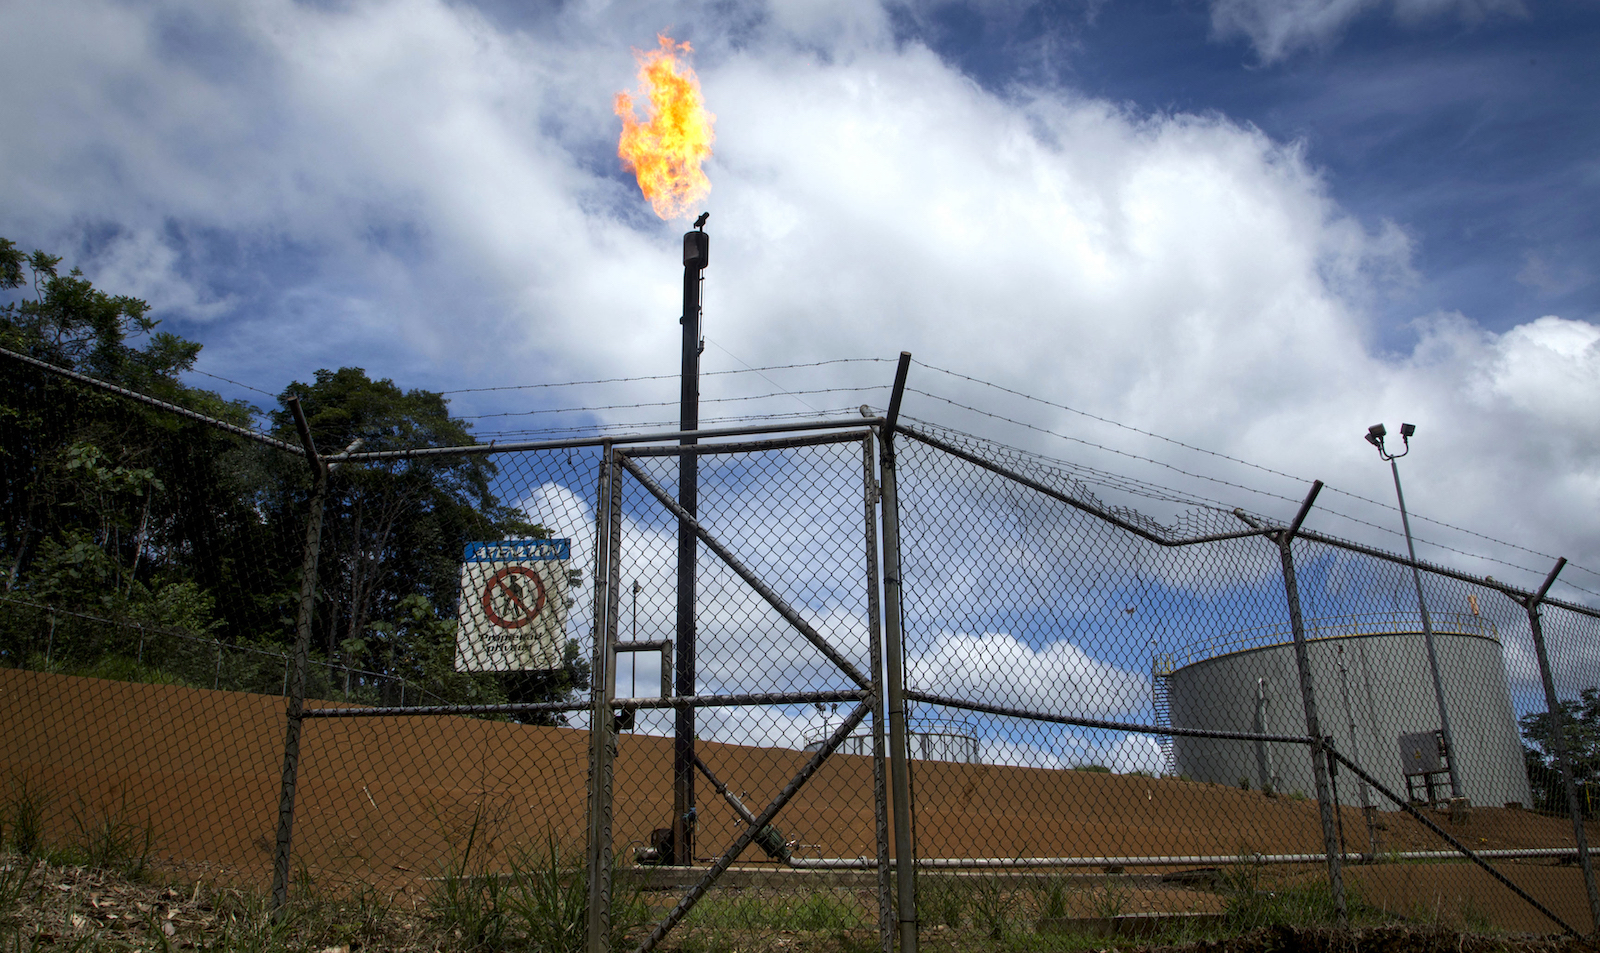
[1207, 0, 1527, 63]
[89, 229, 237, 322]
[2, 0, 1595, 602]
[908, 630, 1149, 717]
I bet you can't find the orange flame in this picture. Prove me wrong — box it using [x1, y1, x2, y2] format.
[615, 35, 715, 220]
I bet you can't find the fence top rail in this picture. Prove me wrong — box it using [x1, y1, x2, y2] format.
[1294, 527, 1600, 621]
[895, 423, 1268, 549]
[0, 345, 305, 456]
[330, 417, 884, 462]
[620, 429, 868, 457]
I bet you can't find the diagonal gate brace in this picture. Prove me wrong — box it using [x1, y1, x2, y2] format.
[617, 454, 873, 690]
[633, 699, 875, 953]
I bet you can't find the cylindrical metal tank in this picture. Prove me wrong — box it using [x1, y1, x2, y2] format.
[1167, 612, 1531, 808]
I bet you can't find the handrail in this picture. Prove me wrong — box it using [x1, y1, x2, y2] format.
[1166, 611, 1498, 670]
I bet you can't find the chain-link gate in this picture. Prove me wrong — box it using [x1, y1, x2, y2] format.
[596, 432, 895, 953]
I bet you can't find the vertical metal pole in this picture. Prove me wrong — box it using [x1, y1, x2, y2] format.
[1523, 559, 1600, 932]
[271, 397, 327, 920]
[1390, 458, 1464, 803]
[1274, 482, 1346, 922]
[674, 228, 708, 866]
[879, 353, 917, 953]
[587, 443, 619, 953]
[1335, 645, 1379, 857]
[863, 431, 893, 953]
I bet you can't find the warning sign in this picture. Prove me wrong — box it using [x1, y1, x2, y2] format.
[455, 539, 572, 672]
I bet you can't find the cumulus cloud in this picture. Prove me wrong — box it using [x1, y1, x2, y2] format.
[2, 0, 1596, 601]
[908, 630, 1149, 717]
[1207, 0, 1527, 63]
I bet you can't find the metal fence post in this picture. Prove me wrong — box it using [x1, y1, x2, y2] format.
[587, 442, 619, 953]
[878, 353, 917, 953]
[1522, 558, 1600, 932]
[271, 397, 327, 920]
[1273, 482, 1347, 923]
[863, 430, 894, 953]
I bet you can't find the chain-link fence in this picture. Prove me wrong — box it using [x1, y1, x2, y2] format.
[5, 347, 1600, 951]
[889, 419, 1600, 942]
[0, 349, 310, 885]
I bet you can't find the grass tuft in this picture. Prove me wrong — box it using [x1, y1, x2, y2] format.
[67, 788, 156, 880]
[3, 778, 49, 860]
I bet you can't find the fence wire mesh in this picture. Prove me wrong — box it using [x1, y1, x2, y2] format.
[287, 447, 602, 895]
[606, 437, 887, 951]
[0, 361, 306, 885]
[5, 350, 1600, 950]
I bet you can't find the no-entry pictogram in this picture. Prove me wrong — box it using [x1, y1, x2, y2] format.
[455, 538, 572, 673]
[481, 566, 547, 629]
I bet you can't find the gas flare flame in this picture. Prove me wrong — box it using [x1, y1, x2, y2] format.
[615, 35, 715, 220]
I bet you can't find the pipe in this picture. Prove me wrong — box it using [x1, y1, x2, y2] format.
[673, 225, 709, 867]
[785, 847, 1600, 870]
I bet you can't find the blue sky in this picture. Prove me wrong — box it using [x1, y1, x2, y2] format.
[3, 0, 1598, 604]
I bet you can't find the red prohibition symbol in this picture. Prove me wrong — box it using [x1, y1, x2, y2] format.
[481, 566, 547, 629]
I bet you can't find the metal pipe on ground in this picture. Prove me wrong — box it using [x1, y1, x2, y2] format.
[786, 848, 1600, 870]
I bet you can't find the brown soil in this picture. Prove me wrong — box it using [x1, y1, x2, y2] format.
[3, 667, 1597, 937]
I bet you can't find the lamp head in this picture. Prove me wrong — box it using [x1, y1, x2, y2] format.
[1365, 423, 1386, 449]
[1400, 423, 1416, 438]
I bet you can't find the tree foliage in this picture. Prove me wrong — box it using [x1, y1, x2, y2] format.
[1519, 687, 1600, 816]
[0, 238, 588, 713]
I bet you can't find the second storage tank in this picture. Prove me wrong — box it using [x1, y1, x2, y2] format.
[1164, 612, 1531, 808]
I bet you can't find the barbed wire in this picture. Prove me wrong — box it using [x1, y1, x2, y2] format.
[706, 338, 824, 414]
[472, 406, 869, 442]
[439, 357, 893, 395]
[896, 396, 1593, 594]
[186, 368, 277, 398]
[913, 359, 1598, 582]
[456, 385, 889, 422]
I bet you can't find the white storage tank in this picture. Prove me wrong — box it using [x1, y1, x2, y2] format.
[1164, 612, 1531, 808]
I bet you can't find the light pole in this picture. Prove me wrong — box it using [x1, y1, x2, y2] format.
[1364, 423, 1465, 808]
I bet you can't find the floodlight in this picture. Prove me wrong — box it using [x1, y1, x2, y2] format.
[1400, 423, 1416, 438]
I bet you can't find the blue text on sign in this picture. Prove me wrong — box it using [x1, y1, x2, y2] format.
[463, 539, 571, 562]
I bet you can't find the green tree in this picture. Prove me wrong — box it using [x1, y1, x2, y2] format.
[1, 238, 587, 715]
[0, 239, 285, 658]
[1520, 687, 1600, 816]
[266, 367, 589, 717]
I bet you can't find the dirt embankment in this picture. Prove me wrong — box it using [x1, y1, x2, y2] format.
[3, 667, 1596, 934]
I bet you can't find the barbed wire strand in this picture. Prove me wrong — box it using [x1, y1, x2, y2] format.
[705, 337, 819, 414]
[457, 385, 889, 422]
[439, 357, 892, 396]
[186, 368, 277, 398]
[896, 395, 1600, 598]
[911, 360, 1600, 583]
